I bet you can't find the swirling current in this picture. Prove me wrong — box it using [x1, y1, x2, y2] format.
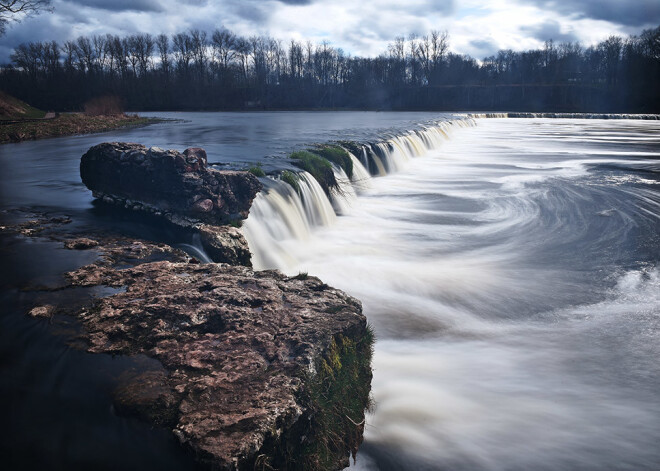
[0, 113, 658, 470]
[243, 117, 660, 471]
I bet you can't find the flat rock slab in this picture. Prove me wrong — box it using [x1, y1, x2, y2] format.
[66, 256, 371, 470]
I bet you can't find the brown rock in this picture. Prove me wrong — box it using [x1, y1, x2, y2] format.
[28, 305, 55, 318]
[197, 224, 252, 266]
[192, 198, 214, 213]
[64, 237, 99, 250]
[80, 143, 262, 228]
[184, 147, 207, 166]
[66, 260, 373, 470]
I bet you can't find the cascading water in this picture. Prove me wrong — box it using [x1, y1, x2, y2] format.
[242, 116, 660, 471]
[242, 119, 470, 270]
[468, 112, 660, 119]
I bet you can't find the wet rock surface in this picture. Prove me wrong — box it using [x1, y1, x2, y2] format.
[67, 259, 371, 469]
[197, 224, 253, 267]
[80, 143, 259, 266]
[80, 143, 262, 227]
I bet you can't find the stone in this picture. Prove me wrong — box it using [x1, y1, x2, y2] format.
[197, 224, 252, 267]
[65, 258, 373, 471]
[192, 198, 214, 213]
[28, 305, 55, 318]
[64, 237, 99, 250]
[80, 143, 262, 228]
[8, 209, 374, 471]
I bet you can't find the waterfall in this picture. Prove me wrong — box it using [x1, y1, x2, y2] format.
[242, 118, 475, 271]
[466, 112, 660, 120]
[350, 153, 373, 193]
[330, 166, 358, 215]
[177, 233, 214, 263]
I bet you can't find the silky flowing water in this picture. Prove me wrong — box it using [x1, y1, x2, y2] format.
[243, 118, 660, 470]
[1, 113, 658, 470]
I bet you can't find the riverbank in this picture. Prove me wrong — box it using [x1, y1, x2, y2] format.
[0, 113, 155, 144]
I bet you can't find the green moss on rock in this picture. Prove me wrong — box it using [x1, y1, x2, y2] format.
[289, 150, 338, 195]
[313, 145, 354, 180]
[247, 164, 266, 177]
[299, 325, 375, 470]
[281, 170, 301, 195]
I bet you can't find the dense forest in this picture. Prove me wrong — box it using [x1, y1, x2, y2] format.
[1, 25, 659, 112]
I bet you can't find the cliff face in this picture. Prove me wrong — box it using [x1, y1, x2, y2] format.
[80, 143, 262, 227]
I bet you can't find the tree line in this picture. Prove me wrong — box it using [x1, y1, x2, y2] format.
[1, 25, 659, 112]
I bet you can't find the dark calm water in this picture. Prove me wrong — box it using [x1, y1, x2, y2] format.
[1, 113, 659, 470]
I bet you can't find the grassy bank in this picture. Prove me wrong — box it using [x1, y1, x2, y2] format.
[0, 113, 154, 144]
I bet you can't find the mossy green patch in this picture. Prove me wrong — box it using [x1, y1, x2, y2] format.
[312, 145, 353, 180]
[337, 141, 363, 161]
[298, 324, 375, 470]
[0, 91, 45, 120]
[289, 150, 338, 195]
[280, 170, 301, 195]
[247, 164, 266, 178]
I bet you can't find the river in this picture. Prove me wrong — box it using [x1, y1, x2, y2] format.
[1, 113, 659, 470]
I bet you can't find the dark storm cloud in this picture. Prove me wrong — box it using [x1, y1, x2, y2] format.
[66, 0, 163, 13]
[0, 14, 73, 63]
[274, 0, 315, 4]
[470, 39, 499, 57]
[226, 1, 270, 25]
[525, 0, 660, 27]
[520, 20, 578, 43]
[427, 0, 455, 16]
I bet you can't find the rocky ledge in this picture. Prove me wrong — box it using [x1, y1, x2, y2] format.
[80, 143, 261, 266]
[6, 209, 373, 470]
[81, 143, 262, 227]
[67, 256, 373, 470]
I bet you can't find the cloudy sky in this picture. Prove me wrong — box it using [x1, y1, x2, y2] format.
[1, 0, 659, 62]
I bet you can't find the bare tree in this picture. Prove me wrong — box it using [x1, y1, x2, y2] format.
[233, 36, 250, 81]
[289, 39, 303, 79]
[189, 29, 208, 78]
[211, 28, 236, 71]
[172, 32, 192, 73]
[0, 0, 52, 35]
[92, 35, 107, 71]
[640, 26, 660, 60]
[75, 36, 95, 74]
[133, 33, 154, 76]
[156, 33, 170, 76]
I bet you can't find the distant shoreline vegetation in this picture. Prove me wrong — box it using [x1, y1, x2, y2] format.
[0, 93, 153, 143]
[1, 26, 659, 113]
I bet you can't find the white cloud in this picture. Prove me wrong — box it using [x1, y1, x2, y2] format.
[0, 0, 656, 63]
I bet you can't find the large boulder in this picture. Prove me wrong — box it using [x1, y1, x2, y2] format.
[80, 143, 262, 227]
[66, 255, 373, 471]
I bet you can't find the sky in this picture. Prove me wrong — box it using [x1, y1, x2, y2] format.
[1, 0, 659, 63]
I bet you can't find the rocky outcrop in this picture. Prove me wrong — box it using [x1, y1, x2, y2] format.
[80, 143, 262, 228]
[65, 254, 373, 470]
[7, 212, 373, 471]
[64, 237, 99, 250]
[80, 143, 261, 265]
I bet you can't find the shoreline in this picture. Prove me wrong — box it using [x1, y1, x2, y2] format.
[0, 113, 157, 144]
